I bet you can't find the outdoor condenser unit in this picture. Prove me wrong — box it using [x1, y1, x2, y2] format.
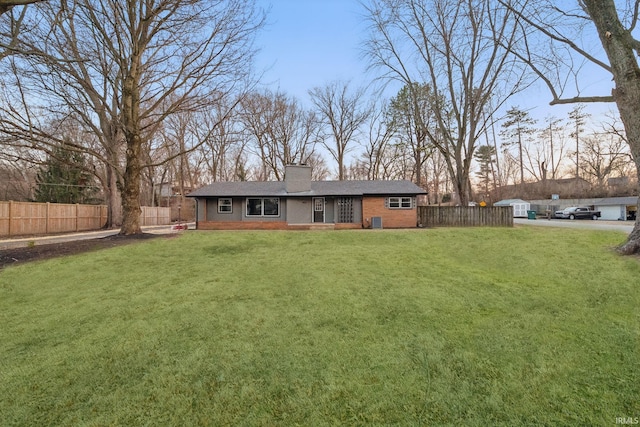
[371, 217, 383, 229]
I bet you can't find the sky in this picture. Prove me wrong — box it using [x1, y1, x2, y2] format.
[253, 0, 615, 125]
[254, 0, 373, 102]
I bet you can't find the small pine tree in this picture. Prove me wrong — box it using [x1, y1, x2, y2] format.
[474, 145, 497, 198]
[500, 106, 537, 185]
[34, 143, 96, 204]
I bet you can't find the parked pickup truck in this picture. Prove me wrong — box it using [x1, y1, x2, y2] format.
[555, 206, 601, 220]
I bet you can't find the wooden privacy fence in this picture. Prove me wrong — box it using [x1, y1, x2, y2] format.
[418, 206, 513, 227]
[139, 206, 171, 226]
[0, 201, 170, 237]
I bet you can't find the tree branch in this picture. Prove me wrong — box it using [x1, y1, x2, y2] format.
[549, 95, 615, 105]
[0, 0, 43, 14]
[499, 0, 612, 72]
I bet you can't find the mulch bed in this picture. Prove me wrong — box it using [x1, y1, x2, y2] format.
[0, 233, 173, 269]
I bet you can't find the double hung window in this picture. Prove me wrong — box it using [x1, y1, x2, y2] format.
[218, 198, 232, 213]
[388, 197, 413, 209]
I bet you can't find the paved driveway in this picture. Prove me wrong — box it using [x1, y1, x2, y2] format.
[0, 224, 193, 250]
[514, 218, 635, 233]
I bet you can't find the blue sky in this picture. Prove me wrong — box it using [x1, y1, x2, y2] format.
[253, 1, 615, 124]
[255, 0, 371, 102]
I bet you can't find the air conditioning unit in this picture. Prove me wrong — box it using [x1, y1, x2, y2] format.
[371, 216, 383, 229]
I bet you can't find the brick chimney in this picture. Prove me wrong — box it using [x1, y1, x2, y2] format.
[285, 164, 312, 193]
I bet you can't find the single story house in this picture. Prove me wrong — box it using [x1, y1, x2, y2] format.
[494, 199, 530, 218]
[187, 165, 427, 230]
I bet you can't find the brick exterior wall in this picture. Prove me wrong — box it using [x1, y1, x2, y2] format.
[334, 223, 362, 230]
[361, 197, 417, 228]
[196, 221, 362, 230]
[197, 221, 288, 230]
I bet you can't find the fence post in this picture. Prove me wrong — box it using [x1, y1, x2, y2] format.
[46, 202, 50, 234]
[8, 200, 13, 237]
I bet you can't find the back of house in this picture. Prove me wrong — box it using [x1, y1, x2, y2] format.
[187, 165, 427, 230]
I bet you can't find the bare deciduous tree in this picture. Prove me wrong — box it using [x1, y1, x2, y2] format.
[194, 101, 246, 184]
[1, 0, 265, 234]
[241, 90, 320, 181]
[0, 1, 36, 62]
[363, 0, 530, 205]
[500, 0, 640, 253]
[521, 133, 550, 183]
[0, 157, 36, 200]
[539, 115, 567, 181]
[0, 0, 41, 14]
[309, 81, 370, 180]
[359, 99, 395, 180]
[580, 134, 630, 189]
[387, 83, 436, 187]
[424, 149, 450, 204]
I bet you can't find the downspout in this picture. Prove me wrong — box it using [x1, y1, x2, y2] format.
[194, 198, 199, 229]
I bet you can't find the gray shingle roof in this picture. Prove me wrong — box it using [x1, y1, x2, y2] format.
[594, 196, 638, 206]
[494, 199, 529, 206]
[187, 180, 426, 198]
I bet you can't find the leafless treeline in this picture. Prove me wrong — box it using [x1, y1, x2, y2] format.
[0, 0, 637, 232]
[1, 78, 632, 205]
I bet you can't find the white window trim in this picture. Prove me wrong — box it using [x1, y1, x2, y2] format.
[388, 197, 413, 209]
[218, 198, 233, 214]
[246, 197, 280, 217]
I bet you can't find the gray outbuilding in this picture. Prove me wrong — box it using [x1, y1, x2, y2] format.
[528, 196, 638, 221]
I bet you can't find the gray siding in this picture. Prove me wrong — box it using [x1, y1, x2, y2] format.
[206, 198, 243, 221]
[286, 198, 312, 223]
[325, 198, 335, 223]
[197, 199, 206, 221]
[285, 197, 362, 224]
[198, 196, 368, 224]
[204, 197, 286, 222]
[353, 198, 363, 222]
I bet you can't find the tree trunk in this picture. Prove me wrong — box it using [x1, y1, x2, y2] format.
[120, 140, 142, 235]
[583, 0, 640, 254]
[415, 146, 422, 187]
[338, 150, 345, 180]
[452, 159, 471, 206]
[119, 72, 142, 235]
[105, 163, 122, 228]
[612, 96, 640, 254]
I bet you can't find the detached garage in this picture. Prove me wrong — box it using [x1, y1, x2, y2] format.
[593, 197, 638, 221]
[494, 199, 530, 218]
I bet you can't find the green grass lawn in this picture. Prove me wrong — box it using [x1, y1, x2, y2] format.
[1, 227, 639, 426]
